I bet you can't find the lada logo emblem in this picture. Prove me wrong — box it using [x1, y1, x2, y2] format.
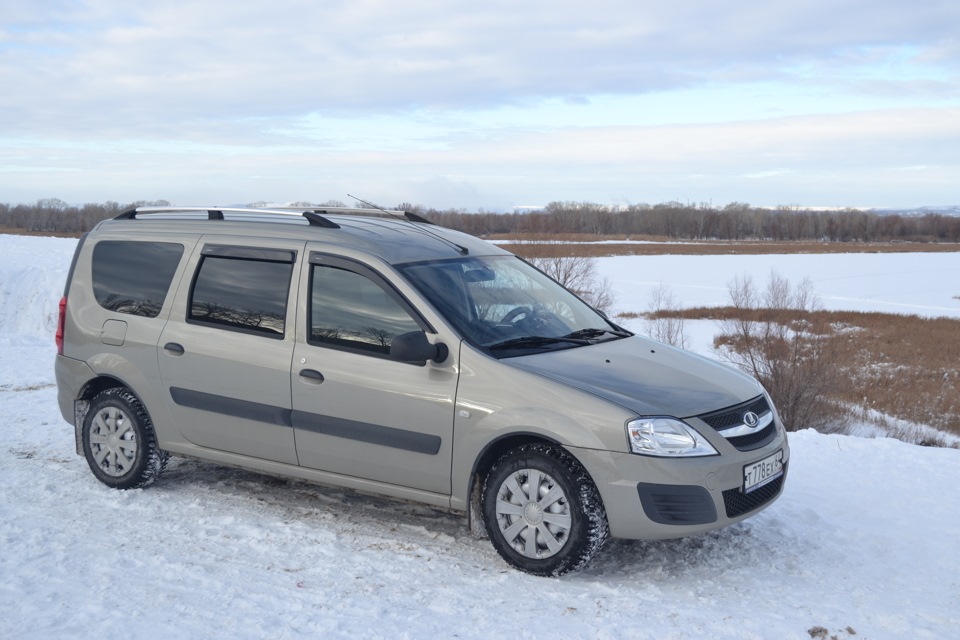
[743, 411, 760, 428]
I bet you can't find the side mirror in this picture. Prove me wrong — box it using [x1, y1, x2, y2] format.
[390, 331, 448, 365]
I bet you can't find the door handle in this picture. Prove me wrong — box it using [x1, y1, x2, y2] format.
[163, 342, 185, 355]
[298, 369, 325, 383]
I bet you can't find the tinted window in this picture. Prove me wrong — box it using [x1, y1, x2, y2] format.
[92, 241, 183, 317]
[310, 265, 421, 355]
[190, 255, 293, 337]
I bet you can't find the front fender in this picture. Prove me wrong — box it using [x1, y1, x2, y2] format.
[450, 347, 632, 506]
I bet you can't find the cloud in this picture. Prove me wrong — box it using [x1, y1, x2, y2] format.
[3, 1, 958, 136]
[1, 1, 958, 208]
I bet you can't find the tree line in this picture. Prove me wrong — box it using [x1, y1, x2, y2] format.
[419, 201, 960, 243]
[0, 199, 171, 235]
[2, 197, 959, 243]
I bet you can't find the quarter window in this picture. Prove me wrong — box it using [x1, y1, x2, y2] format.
[189, 251, 293, 337]
[92, 240, 183, 317]
[309, 265, 421, 356]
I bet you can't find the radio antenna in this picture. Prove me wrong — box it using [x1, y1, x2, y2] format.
[347, 194, 468, 255]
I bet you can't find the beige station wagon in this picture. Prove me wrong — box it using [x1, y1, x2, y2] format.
[55, 206, 789, 575]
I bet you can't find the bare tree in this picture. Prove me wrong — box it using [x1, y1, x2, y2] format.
[644, 283, 688, 349]
[525, 255, 614, 314]
[714, 272, 849, 432]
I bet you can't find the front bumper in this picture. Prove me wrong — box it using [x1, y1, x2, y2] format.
[567, 434, 789, 540]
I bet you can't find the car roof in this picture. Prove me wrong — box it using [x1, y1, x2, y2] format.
[93, 206, 509, 265]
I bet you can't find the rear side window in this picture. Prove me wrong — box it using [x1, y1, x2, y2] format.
[92, 241, 184, 317]
[189, 247, 294, 338]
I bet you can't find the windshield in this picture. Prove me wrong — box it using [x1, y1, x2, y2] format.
[398, 255, 629, 356]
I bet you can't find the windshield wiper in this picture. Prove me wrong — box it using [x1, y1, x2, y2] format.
[487, 335, 591, 351]
[562, 327, 632, 340]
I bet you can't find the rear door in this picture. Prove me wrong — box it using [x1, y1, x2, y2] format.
[290, 251, 459, 495]
[158, 237, 305, 464]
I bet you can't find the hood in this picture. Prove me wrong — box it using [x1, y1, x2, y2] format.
[505, 335, 763, 418]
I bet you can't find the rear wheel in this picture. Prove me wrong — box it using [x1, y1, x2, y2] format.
[82, 388, 168, 489]
[482, 443, 609, 576]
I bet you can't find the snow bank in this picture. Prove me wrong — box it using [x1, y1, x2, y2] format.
[0, 235, 77, 341]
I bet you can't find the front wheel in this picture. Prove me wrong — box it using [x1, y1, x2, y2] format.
[482, 443, 609, 576]
[82, 388, 168, 490]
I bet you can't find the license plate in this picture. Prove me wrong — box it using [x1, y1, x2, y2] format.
[743, 449, 784, 493]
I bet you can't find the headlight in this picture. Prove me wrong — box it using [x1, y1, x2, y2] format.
[626, 417, 719, 457]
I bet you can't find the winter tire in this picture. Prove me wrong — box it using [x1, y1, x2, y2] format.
[82, 388, 168, 490]
[482, 443, 609, 576]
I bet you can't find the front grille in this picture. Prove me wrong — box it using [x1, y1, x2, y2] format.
[722, 468, 786, 518]
[726, 424, 777, 451]
[699, 396, 770, 430]
[698, 395, 777, 451]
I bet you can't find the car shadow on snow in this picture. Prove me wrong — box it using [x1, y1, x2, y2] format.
[152, 457, 800, 580]
[154, 457, 469, 537]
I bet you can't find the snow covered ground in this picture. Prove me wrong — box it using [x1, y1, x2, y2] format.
[2, 234, 959, 639]
[602, 252, 960, 321]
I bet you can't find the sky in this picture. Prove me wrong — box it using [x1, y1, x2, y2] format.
[1, 1, 958, 212]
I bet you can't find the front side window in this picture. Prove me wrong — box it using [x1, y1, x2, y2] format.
[309, 264, 422, 356]
[189, 249, 293, 337]
[92, 240, 184, 317]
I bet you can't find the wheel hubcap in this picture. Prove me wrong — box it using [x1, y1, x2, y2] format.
[495, 468, 572, 559]
[523, 502, 544, 526]
[89, 406, 137, 477]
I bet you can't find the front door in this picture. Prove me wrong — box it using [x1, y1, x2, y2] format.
[291, 252, 459, 495]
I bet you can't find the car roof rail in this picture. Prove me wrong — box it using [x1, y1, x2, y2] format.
[114, 206, 434, 228]
[267, 205, 435, 225]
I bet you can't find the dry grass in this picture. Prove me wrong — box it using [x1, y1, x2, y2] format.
[0, 227, 85, 238]
[643, 307, 960, 438]
[499, 237, 960, 258]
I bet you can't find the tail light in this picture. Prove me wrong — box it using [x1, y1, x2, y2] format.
[56, 296, 67, 355]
